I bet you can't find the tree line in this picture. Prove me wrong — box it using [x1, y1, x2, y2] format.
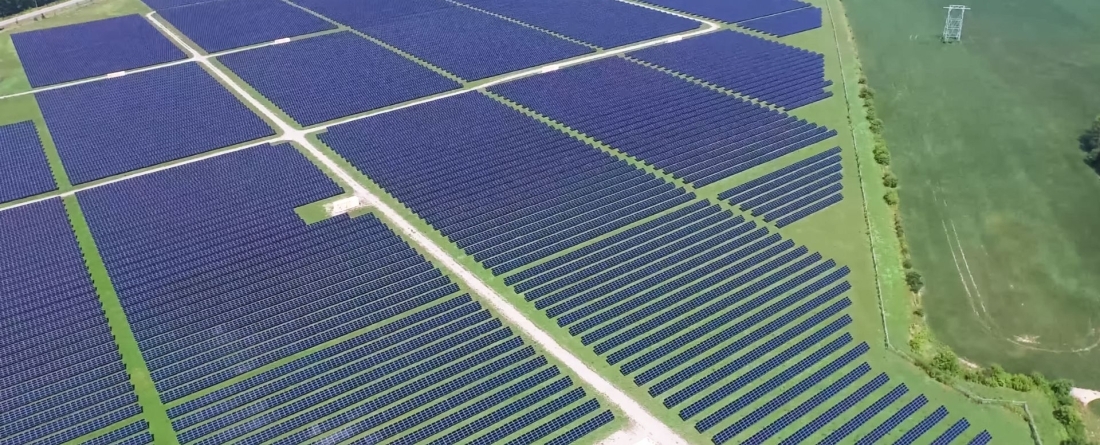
[1084, 115, 1100, 167]
[0, 0, 61, 20]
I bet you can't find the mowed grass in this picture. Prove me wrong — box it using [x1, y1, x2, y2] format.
[843, 0, 1100, 387]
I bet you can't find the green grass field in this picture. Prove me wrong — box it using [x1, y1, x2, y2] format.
[1, 0, 1082, 442]
[843, 0, 1100, 387]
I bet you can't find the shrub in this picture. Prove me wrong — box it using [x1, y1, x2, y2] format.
[873, 142, 891, 165]
[1030, 371, 1048, 388]
[905, 270, 924, 292]
[884, 190, 899, 205]
[883, 171, 899, 188]
[1010, 373, 1035, 392]
[858, 86, 875, 100]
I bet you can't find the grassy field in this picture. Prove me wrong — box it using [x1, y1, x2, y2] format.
[843, 0, 1100, 387]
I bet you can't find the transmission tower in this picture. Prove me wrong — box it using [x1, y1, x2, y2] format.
[942, 5, 970, 42]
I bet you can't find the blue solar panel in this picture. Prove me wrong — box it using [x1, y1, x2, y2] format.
[0, 121, 56, 203]
[0, 200, 142, 444]
[143, 0, 209, 10]
[76, 143, 604, 444]
[968, 430, 993, 445]
[856, 395, 928, 444]
[779, 373, 889, 444]
[705, 343, 869, 438]
[547, 410, 615, 445]
[460, 0, 698, 48]
[931, 418, 971, 445]
[740, 363, 869, 445]
[352, 4, 592, 80]
[818, 383, 908, 445]
[637, 0, 810, 23]
[218, 32, 459, 126]
[893, 406, 948, 445]
[628, 30, 831, 109]
[320, 93, 693, 274]
[492, 58, 836, 186]
[739, 6, 823, 37]
[11, 14, 186, 87]
[82, 420, 150, 445]
[158, 0, 336, 52]
[291, 0, 455, 28]
[36, 63, 274, 184]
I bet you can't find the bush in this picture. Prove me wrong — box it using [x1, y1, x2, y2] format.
[1030, 371, 1048, 388]
[1009, 373, 1035, 392]
[883, 171, 899, 188]
[905, 270, 924, 292]
[859, 86, 875, 100]
[884, 190, 899, 205]
[873, 142, 891, 165]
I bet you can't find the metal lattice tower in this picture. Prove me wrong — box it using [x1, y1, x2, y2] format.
[942, 5, 970, 42]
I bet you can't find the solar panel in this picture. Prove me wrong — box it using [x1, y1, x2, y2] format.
[320, 93, 693, 274]
[11, 14, 186, 87]
[461, 0, 698, 48]
[637, 0, 810, 23]
[158, 0, 336, 52]
[739, 7, 823, 37]
[310, 0, 592, 80]
[0, 121, 56, 203]
[492, 58, 836, 186]
[0, 200, 142, 444]
[218, 32, 460, 126]
[37, 63, 274, 184]
[628, 30, 831, 109]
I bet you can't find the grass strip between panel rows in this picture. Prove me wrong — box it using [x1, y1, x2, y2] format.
[64, 196, 179, 445]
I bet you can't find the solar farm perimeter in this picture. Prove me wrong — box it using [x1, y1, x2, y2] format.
[0, 0, 1042, 444]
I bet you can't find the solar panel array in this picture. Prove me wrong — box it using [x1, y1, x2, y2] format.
[493, 58, 837, 186]
[142, 0, 210, 11]
[293, 0, 592, 80]
[628, 30, 832, 109]
[36, 63, 274, 184]
[0, 121, 56, 203]
[498, 189, 986, 442]
[218, 32, 460, 126]
[158, 0, 336, 53]
[495, 57, 836, 185]
[76, 143, 612, 444]
[637, 0, 810, 23]
[11, 14, 186, 87]
[0, 200, 146, 444]
[739, 7, 823, 37]
[458, 0, 698, 48]
[320, 93, 695, 274]
[718, 148, 844, 227]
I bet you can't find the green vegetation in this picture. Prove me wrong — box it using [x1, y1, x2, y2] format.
[1083, 115, 1100, 166]
[1, 0, 63, 20]
[844, 0, 1100, 390]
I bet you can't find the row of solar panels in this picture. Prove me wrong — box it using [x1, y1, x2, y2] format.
[0, 144, 615, 444]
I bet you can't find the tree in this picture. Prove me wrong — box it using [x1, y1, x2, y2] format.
[1083, 115, 1100, 165]
[905, 270, 924, 292]
[883, 171, 899, 188]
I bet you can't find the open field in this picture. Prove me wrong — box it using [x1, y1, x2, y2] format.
[844, 0, 1100, 387]
[0, 0, 1076, 443]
